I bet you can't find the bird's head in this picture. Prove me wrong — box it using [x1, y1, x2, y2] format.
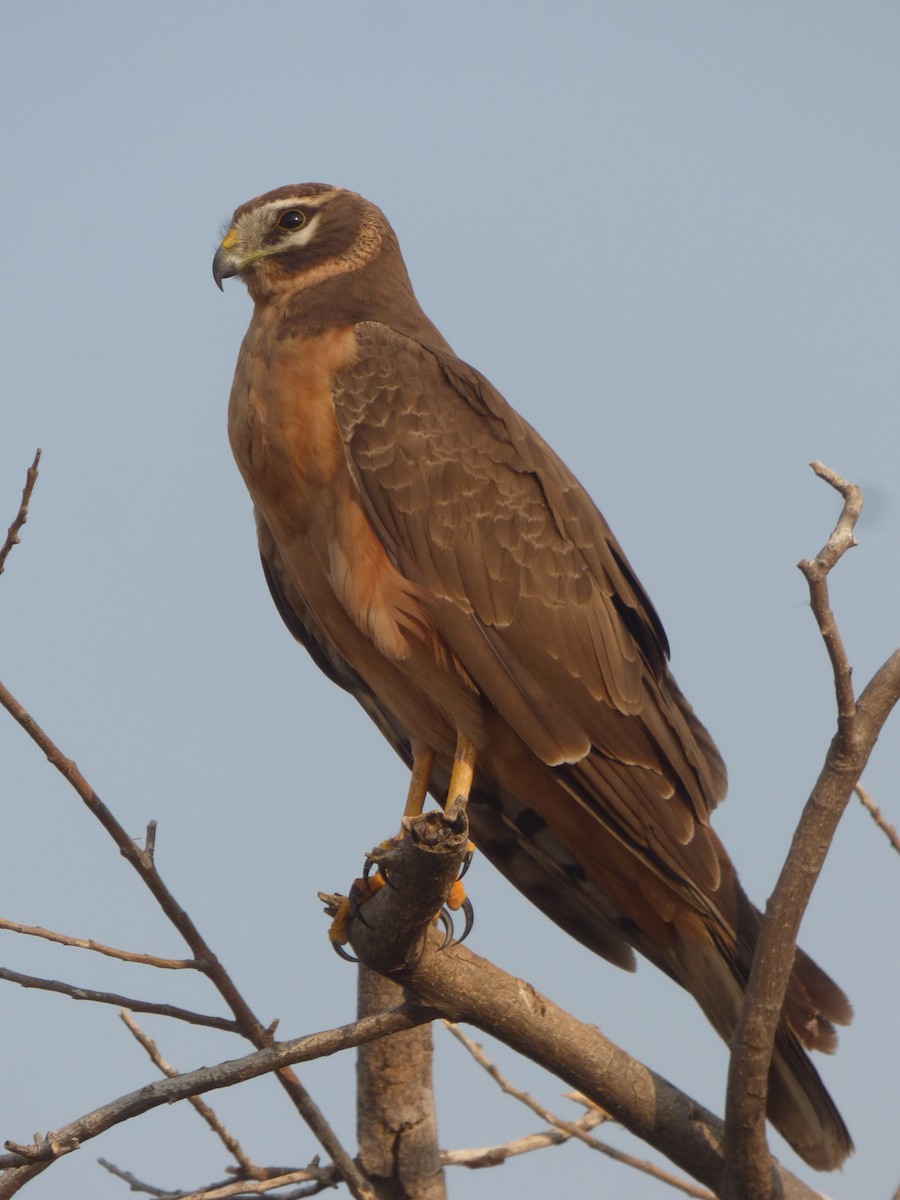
[213, 183, 390, 305]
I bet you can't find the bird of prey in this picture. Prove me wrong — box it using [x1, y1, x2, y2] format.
[213, 183, 852, 1170]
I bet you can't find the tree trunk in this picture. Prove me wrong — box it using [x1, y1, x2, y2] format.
[356, 967, 446, 1200]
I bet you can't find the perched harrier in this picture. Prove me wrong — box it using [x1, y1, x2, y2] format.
[213, 184, 851, 1169]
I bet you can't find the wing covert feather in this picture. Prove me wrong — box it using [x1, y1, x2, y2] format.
[332, 322, 725, 821]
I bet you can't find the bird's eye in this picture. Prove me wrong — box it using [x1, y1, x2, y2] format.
[277, 209, 307, 230]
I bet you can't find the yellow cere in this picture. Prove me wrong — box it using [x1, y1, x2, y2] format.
[220, 227, 239, 250]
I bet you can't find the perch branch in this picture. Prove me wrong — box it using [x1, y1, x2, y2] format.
[329, 811, 826, 1200]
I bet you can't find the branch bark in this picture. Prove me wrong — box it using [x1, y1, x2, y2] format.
[357, 969, 446, 1199]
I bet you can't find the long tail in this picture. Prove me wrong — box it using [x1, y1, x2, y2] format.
[662, 880, 853, 1170]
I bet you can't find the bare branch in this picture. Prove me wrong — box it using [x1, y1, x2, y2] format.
[445, 1023, 714, 1198]
[855, 782, 900, 856]
[0, 918, 197, 969]
[0, 676, 375, 1200]
[0, 1004, 431, 1184]
[0, 450, 41, 576]
[0, 967, 238, 1032]
[120, 1011, 257, 1175]
[723, 466, 900, 1200]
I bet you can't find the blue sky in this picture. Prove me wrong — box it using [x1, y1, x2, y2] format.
[1, 4, 898, 1198]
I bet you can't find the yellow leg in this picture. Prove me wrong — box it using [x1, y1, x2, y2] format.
[444, 733, 478, 913]
[447, 733, 478, 811]
[403, 742, 435, 820]
[329, 736, 477, 951]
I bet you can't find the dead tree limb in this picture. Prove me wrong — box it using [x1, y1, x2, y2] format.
[723, 464, 900, 1200]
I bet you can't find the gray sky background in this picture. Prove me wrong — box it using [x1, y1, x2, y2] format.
[2, 4, 898, 1198]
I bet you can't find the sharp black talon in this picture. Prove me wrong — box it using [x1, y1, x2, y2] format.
[348, 883, 375, 929]
[363, 858, 397, 890]
[458, 847, 475, 879]
[456, 896, 475, 944]
[436, 907, 454, 949]
[332, 941, 358, 963]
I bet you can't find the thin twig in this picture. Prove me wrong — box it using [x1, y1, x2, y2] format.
[120, 1011, 258, 1175]
[0, 918, 197, 969]
[98, 1158, 182, 1197]
[439, 1112, 607, 1168]
[163, 1169, 338, 1199]
[445, 1023, 714, 1199]
[0, 677, 375, 1200]
[98, 1158, 339, 1199]
[855, 782, 900, 856]
[798, 461, 863, 725]
[0, 450, 41, 576]
[0, 967, 239, 1032]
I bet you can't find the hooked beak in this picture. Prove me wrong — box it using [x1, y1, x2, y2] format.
[212, 243, 238, 291]
[212, 227, 241, 290]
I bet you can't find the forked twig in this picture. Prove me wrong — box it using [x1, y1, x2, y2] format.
[797, 461, 863, 722]
[445, 1023, 714, 1199]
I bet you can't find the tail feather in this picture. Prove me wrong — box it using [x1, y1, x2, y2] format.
[669, 902, 853, 1170]
[769, 1030, 853, 1170]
